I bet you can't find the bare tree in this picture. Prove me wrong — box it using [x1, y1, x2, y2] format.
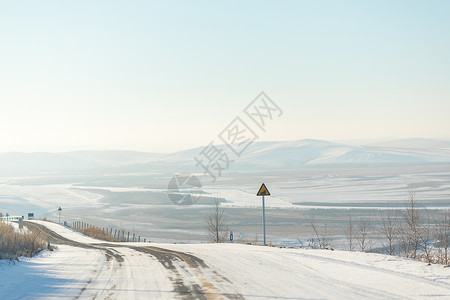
[401, 189, 423, 259]
[419, 210, 434, 265]
[436, 213, 450, 266]
[205, 199, 228, 243]
[378, 208, 398, 255]
[398, 221, 411, 256]
[345, 214, 355, 251]
[307, 215, 331, 249]
[356, 220, 373, 252]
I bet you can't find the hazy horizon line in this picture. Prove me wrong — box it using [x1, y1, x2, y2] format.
[1, 137, 450, 155]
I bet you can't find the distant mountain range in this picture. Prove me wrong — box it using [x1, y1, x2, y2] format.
[364, 138, 450, 149]
[0, 139, 449, 175]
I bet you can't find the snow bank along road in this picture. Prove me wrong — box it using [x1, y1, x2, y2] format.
[1, 221, 449, 300]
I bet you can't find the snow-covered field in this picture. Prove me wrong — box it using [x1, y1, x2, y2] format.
[3, 169, 449, 215]
[1, 164, 450, 246]
[0, 184, 103, 215]
[1, 221, 449, 299]
[214, 171, 450, 208]
[1, 164, 450, 218]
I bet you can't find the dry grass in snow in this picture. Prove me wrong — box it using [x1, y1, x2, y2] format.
[0, 221, 46, 260]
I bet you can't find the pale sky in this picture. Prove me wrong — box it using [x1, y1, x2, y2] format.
[0, 1, 449, 153]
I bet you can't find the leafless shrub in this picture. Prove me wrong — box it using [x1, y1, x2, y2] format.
[300, 188, 449, 266]
[397, 221, 410, 256]
[0, 221, 46, 260]
[400, 189, 423, 259]
[307, 215, 331, 249]
[251, 234, 260, 245]
[378, 208, 398, 255]
[356, 220, 373, 252]
[435, 213, 450, 266]
[345, 214, 355, 251]
[205, 199, 228, 243]
[419, 210, 434, 265]
[81, 226, 119, 242]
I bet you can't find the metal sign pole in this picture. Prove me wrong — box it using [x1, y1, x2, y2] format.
[262, 195, 266, 246]
[257, 183, 270, 246]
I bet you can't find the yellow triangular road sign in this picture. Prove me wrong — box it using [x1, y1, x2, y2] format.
[257, 183, 270, 196]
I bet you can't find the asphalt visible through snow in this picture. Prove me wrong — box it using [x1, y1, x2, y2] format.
[24, 221, 243, 300]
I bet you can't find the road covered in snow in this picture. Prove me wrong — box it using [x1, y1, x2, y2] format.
[1, 220, 449, 299]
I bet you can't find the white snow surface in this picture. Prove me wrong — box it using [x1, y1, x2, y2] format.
[0, 245, 174, 299]
[160, 243, 450, 299]
[1, 221, 449, 299]
[8, 221, 30, 233]
[0, 184, 103, 209]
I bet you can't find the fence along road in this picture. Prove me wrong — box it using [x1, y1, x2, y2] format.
[23, 221, 243, 300]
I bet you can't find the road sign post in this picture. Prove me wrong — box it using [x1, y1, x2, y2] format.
[262, 195, 266, 246]
[257, 183, 270, 246]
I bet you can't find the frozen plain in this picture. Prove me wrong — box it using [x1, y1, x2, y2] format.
[1, 164, 450, 244]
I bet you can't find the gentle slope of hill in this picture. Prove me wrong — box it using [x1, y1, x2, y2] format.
[1, 139, 450, 175]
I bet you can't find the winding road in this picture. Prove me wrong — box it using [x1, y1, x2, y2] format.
[24, 221, 242, 300]
[8, 221, 450, 300]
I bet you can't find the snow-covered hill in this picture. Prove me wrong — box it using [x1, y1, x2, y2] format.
[365, 138, 450, 149]
[167, 139, 450, 170]
[1, 139, 449, 175]
[233, 139, 429, 167]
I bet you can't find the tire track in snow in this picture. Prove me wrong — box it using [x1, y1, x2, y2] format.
[26, 222, 243, 299]
[131, 245, 240, 299]
[24, 222, 124, 299]
[290, 251, 450, 293]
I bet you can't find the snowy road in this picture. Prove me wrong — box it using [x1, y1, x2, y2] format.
[13, 221, 240, 300]
[0, 221, 449, 299]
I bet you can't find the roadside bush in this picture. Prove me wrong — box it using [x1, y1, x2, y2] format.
[0, 222, 46, 260]
[81, 226, 119, 242]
